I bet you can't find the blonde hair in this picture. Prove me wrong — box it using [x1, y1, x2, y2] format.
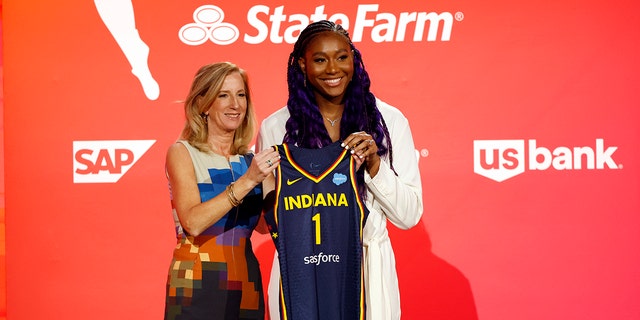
[180, 62, 256, 154]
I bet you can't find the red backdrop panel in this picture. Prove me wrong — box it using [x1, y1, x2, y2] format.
[3, 0, 639, 319]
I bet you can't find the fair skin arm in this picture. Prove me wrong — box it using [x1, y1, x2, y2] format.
[256, 169, 277, 234]
[166, 143, 280, 236]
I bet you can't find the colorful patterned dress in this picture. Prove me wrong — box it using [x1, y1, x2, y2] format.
[164, 140, 264, 320]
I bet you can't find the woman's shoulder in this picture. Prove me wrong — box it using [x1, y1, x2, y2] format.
[166, 140, 194, 168]
[167, 140, 210, 162]
[262, 106, 290, 125]
[168, 140, 196, 153]
[375, 98, 409, 123]
[167, 140, 188, 153]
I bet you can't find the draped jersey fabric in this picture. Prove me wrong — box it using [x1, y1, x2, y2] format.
[265, 142, 368, 320]
[164, 140, 264, 320]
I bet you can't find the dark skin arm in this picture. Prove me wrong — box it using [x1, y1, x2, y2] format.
[341, 131, 380, 177]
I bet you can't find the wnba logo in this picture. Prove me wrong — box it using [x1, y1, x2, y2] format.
[474, 139, 620, 182]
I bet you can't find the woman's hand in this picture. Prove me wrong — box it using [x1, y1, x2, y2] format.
[230, 146, 280, 209]
[342, 131, 381, 177]
[246, 146, 281, 185]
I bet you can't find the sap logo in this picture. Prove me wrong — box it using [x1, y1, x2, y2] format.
[73, 140, 156, 183]
[473, 139, 619, 182]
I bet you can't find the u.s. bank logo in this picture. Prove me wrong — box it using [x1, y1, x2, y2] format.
[474, 139, 620, 182]
[73, 140, 156, 183]
[474, 140, 525, 182]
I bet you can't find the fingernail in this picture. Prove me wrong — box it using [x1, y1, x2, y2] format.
[341, 142, 345, 147]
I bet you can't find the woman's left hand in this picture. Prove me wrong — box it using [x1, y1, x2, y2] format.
[342, 131, 381, 177]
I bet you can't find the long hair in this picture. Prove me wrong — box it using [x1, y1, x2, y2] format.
[284, 20, 396, 198]
[180, 62, 256, 155]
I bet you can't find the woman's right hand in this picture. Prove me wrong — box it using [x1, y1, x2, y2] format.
[245, 146, 281, 185]
[342, 131, 381, 177]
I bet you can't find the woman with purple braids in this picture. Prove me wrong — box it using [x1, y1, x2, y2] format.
[258, 20, 424, 320]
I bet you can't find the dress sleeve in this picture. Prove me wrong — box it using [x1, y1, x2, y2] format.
[364, 106, 423, 230]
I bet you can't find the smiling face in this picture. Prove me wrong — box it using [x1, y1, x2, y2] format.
[205, 71, 247, 134]
[298, 31, 354, 106]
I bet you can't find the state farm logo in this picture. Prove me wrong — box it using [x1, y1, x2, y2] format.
[473, 139, 620, 182]
[179, 5, 240, 45]
[179, 4, 463, 45]
[73, 140, 155, 183]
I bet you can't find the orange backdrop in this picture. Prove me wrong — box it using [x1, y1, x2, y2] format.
[3, 0, 640, 319]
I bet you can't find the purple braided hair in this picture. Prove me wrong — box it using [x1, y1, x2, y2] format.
[284, 20, 396, 199]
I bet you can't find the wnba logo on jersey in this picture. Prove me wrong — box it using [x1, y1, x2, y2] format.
[474, 139, 621, 182]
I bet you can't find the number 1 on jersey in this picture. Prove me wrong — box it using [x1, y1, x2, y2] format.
[312, 213, 321, 245]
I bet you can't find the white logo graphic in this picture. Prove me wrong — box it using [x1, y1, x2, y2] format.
[179, 5, 240, 45]
[73, 140, 156, 183]
[474, 139, 620, 182]
[180, 4, 462, 46]
[474, 140, 525, 182]
[94, 0, 160, 100]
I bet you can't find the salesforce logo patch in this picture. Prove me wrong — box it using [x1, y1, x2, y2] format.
[333, 173, 347, 186]
[474, 139, 620, 182]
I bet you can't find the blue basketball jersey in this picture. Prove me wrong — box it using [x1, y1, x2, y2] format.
[265, 142, 368, 320]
